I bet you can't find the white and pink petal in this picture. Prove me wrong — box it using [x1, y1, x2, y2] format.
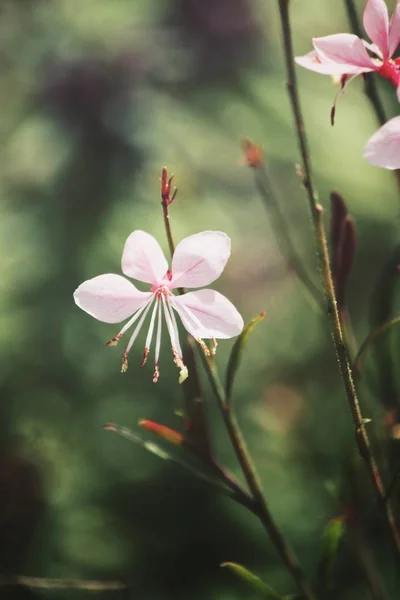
[363, 116, 400, 170]
[313, 34, 376, 71]
[74, 273, 152, 324]
[363, 0, 389, 59]
[389, 0, 400, 58]
[171, 231, 231, 289]
[295, 50, 354, 75]
[121, 230, 168, 285]
[172, 289, 243, 339]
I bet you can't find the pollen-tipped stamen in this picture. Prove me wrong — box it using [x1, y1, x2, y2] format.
[121, 351, 128, 373]
[154, 301, 163, 381]
[172, 299, 207, 344]
[106, 334, 121, 347]
[107, 298, 153, 348]
[161, 295, 187, 379]
[211, 338, 218, 355]
[331, 74, 358, 126]
[165, 299, 186, 369]
[141, 347, 150, 367]
[196, 338, 210, 356]
[142, 300, 159, 367]
[125, 298, 155, 354]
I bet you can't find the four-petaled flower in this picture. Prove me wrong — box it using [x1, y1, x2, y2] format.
[295, 0, 400, 113]
[364, 115, 400, 169]
[74, 230, 244, 383]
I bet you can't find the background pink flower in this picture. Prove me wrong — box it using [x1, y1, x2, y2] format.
[295, 0, 400, 102]
[364, 115, 400, 169]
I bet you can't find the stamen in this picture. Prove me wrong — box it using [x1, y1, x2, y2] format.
[196, 338, 210, 356]
[162, 295, 188, 381]
[330, 74, 358, 126]
[211, 339, 218, 355]
[106, 334, 121, 347]
[172, 347, 183, 369]
[165, 299, 184, 360]
[125, 298, 155, 354]
[178, 366, 188, 384]
[142, 300, 159, 367]
[161, 294, 176, 348]
[171, 299, 205, 335]
[155, 300, 163, 367]
[121, 351, 128, 373]
[141, 347, 149, 367]
[107, 298, 153, 347]
[153, 365, 159, 383]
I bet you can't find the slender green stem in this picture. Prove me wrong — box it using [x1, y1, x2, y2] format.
[277, 0, 400, 562]
[161, 198, 256, 510]
[161, 187, 212, 458]
[199, 353, 318, 600]
[352, 315, 400, 371]
[162, 201, 176, 260]
[161, 178, 317, 600]
[386, 464, 400, 505]
[345, 458, 390, 600]
[253, 162, 324, 312]
[210, 460, 258, 513]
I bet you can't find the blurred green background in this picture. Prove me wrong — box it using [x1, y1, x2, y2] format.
[1, 0, 400, 598]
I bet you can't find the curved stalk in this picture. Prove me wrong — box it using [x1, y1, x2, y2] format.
[353, 316, 400, 371]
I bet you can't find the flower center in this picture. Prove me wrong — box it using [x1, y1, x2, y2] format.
[151, 283, 170, 297]
[378, 59, 400, 88]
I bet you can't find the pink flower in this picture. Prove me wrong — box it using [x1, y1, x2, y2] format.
[364, 115, 400, 169]
[295, 0, 400, 108]
[74, 230, 244, 383]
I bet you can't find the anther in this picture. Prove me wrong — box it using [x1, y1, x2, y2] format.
[141, 347, 150, 367]
[172, 347, 183, 368]
[121, 351, 128, 373]
[197, 338, 210, 356]
[106, 334, 121, 347]
[178, 366, 188, 384]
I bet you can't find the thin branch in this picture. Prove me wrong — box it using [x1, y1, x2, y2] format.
[251, 157, 324, 312]
[160, 173, 259, 511]
[0, 576, 127, 590]
[352, 315, 400, 371]
[199, 352, 318, 600]
[277, 0, 400, 563]
[345, 458, 391, 600]
[160, 170, 212, 460]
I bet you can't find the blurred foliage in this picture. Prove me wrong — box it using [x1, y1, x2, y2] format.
[1, 0, 400, 598]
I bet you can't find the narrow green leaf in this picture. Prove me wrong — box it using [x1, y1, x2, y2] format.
[105, 423, 170, 459]
[105, 423, 235, 497]
[225, 313, 265, 402]
[221, 562, 285, 599]
[317, 517, 345, 593]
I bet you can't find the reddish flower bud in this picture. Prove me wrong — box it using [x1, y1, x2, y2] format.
[139, 419, 184, 445]
[329, 191, 357, 308]
[241, 138, 263, 168]
[160, 167, 177, 206]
